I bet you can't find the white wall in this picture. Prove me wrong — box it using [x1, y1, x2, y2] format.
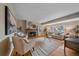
[0, 5, 5, 39]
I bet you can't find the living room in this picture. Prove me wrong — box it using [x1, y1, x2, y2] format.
[0, 3, 79, 56]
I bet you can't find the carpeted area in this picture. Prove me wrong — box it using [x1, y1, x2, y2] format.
[31, 38, 63, 56]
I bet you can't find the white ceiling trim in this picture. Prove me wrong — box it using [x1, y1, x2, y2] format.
[43, 17, 79, 26]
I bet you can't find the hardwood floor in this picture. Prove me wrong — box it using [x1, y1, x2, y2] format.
[11, 38, 79, 56]
[11, 49, 32, 56]
[65, 47, 79, 56]
[49, 44, 79, 56]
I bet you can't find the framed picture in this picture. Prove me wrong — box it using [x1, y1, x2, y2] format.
[5, 6, 16, 35]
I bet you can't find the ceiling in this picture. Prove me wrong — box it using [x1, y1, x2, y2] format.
[11, 3, 79, 23]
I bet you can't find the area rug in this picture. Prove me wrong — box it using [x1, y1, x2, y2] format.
[31, 38, 62, 56]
